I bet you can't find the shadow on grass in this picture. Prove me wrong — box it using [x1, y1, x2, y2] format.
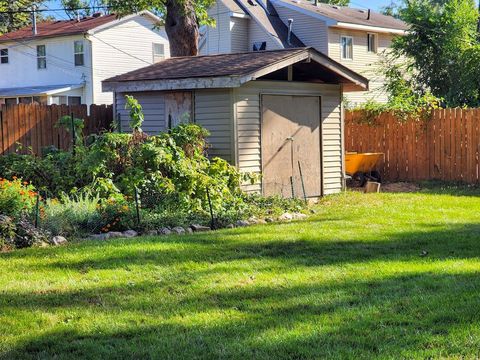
[17, 221, 480, 272]
[2, 271, 480, 359]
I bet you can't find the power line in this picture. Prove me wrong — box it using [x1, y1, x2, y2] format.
[0, 5, 112, 15]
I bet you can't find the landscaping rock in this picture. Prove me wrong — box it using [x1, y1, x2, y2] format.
[256, 219, 267, 224]
[145, 230, 158, 236]
[108, 231, 124, 239]
[292, 213, 307, 220]
[185, 227, 193, 234]
[91, 233, 108, 240]
[279, 212, 293, 221]
[226, 224, 235, 229]
[159, 227, 172, 235]
[190, 224, 211, 232]
[122, 230, 138, 238]
[248, 216, 258, 224]
[172, 226, 185, 235]
[265, 217, 275, 223]
[51, 236, 67, 246]
[236, 220, 250, 227]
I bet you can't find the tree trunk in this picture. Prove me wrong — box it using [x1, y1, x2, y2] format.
[165, 0, 199, 56]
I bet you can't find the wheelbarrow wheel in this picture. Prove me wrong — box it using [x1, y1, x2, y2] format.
[369, 170, 382, 183]
[352, 172, 366, 187]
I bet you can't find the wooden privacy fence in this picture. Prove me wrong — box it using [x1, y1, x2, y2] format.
[0, 104, 113, 155]
[345, 109, 480, 183]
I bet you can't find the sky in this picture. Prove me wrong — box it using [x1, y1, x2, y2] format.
[43, 0, 394, 18]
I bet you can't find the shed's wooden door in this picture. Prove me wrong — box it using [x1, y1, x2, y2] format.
[261, 95, 322, 197]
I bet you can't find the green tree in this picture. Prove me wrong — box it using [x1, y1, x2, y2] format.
[105, 0, 214, 56]
[0, 0, 44, 34]
[61, 0, 91, 19]
[391, 0, 480, 106]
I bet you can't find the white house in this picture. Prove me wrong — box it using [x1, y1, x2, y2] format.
[0, 11, 170, 106]
[200, 0, 407, 104]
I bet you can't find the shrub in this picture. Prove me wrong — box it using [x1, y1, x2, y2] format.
[0, 178, 37, 219]
[42, 193, 103, 237]
[96, 195, 137, 233]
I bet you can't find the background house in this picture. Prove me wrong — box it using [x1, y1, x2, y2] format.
[0, 11, 170, 107]
[200, 0, 407, 105]
[103, 48, 368, 196]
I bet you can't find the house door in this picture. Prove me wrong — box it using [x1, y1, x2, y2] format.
[261, 95, 322, 198]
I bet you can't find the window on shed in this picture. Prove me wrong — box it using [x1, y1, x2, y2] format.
[19, 97, 33, 104]
[37, 45, 46, 69]
[153, 43, 165, 63]
[367, 33, 377, 53]
[51, 96, 68, 105]
[341, 36, 353, 60]
[0, 49, 8, 64]
[253, 41, 267, 51]
[33, 96, 47, 104]
[74, 41, 84, 66]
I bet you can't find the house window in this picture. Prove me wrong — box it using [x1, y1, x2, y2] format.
[19, 97, 33, 104]
[74, 41, 84, 66]
[367, 33, 377, 53]
[253, 41, 267, 51]
[68, 96, 81, 105]
[0, 49, 8, 64]
[341, 36, 353, 60]
[152, 43, 165, 63]
[5, 98, 17, 106]
[37, 45, 46, 69]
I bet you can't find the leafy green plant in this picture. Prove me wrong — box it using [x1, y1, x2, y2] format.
[42, 193, 103, 237]
[0, 177, 37, 219]
[125, 95, 144, 132]
[56, 115, 85, 145]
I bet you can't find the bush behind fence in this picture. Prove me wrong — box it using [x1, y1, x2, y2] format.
[346, 109, 480, 183]
[0, 104, 113, 155]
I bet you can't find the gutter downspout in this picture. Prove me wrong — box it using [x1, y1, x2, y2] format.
[287, 18, 293, 46]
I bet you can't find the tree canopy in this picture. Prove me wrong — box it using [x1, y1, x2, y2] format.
[0, 0, 44, 34]
[390, 0, 480, 107]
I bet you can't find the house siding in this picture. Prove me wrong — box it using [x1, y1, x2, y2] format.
[194, 89, 234, 162]
[273, 2, 328, 54]
[328, 28, 396, 105]
[233, 80, 343, 195]
[91, 14, 170, 105]
[230, 17, 249, 52]
[115, 91, 166, 133]
[248, 20, 282, 51]
[200, 1, 232, 55]
[0, 35, 94, 104]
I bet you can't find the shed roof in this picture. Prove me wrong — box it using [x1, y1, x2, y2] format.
[103, 47, 368, 92]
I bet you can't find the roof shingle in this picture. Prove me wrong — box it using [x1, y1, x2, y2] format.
[0, 14, 118, 43]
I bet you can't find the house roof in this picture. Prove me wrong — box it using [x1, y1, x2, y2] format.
[0, 11, 161, 44]
[102, 47, 368, 92]
[0, 14, 118, 43]
[273, 0, 408, 32]
[0, 84, 84, 97]
[235, 0, 304, 48]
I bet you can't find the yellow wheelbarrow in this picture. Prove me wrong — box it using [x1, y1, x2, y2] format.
[345, 152, 384, 187]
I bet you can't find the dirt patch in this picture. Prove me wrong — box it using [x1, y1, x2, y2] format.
[381, 182, 421, 193]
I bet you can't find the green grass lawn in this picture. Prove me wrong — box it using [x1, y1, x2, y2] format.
[2, 185, 480, 359]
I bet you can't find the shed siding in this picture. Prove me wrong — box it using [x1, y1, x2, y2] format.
[115, 92, 166, 133]
[233, 81, 343, 195]
[91, 14, 170, 105]
[273, 3, 328, 54]
[328, 28, 396, 105]
[231, 17, 249, 52]
[194, 89, 233, 162]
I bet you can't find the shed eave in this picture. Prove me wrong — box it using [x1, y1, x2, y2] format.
[102, 76, 243, 92]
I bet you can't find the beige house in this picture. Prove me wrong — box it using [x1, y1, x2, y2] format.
[200, 0, 407, 105]
[103, 48, 368, 196]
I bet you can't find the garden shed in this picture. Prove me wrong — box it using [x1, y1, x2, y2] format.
[102, 47, 368, 197]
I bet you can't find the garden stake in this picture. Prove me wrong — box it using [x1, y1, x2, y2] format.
[34, 193, 40, 228]
[290, 176, 295, 199]
[206, 186, 215, 230]
[71, 112, 76, 156]
[134, 187, 141, 227]
[298, 161, 307, 204]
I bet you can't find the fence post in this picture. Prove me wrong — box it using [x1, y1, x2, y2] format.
[70, 112, 76, 156]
